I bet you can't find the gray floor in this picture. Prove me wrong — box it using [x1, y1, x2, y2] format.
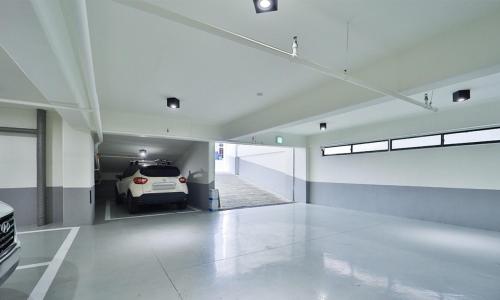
[215, 173, 290, 209]
[2, 202, 500, 299]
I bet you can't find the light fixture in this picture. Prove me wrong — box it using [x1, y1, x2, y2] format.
[453, 89, 470, 103]
[253, 0, 277, 13]
[167, 97, 180, 109]
[292, 36, 298, 57]
[139, 149, 147, 158]
[276, 136, 284, 144]
[320, 122, 327, 131]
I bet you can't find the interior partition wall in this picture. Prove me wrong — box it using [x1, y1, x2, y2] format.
[307, 104, 500, 231]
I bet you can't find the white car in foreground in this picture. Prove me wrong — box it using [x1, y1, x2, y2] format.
[115, 163, 189, 213]
[0, 201, 20, 286]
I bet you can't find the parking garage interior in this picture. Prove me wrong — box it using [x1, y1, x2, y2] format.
[1, 0, 500, 299]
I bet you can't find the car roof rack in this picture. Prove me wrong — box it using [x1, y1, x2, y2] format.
[128, 159, 174, 166]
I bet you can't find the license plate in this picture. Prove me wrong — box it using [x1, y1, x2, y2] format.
[152, 183, 176, 190]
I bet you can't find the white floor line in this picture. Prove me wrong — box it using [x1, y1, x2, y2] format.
[187, 205, 202, 212]
[108, 208, 201, 221]
[18, 227, 74, 235]
[28, 227, 80, 300]
[16, 262, 51, 270]
[105, 197, 111, 221]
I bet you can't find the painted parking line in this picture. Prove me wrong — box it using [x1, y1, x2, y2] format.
[105, 197, 201, 221]
[16, 262, 51, 271]
[18, 227, 77, 235]
[28, 227, 79, 300]
[14, 227, 81, 300]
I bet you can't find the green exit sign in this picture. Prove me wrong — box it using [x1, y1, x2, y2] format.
[276, 136, 284, 144]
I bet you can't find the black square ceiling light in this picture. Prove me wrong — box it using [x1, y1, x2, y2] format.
[253, 0, 277, 13]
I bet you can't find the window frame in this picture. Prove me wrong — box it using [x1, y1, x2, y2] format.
[442, 126, 500, 147]
[390, 133, 443, 151]
[321, 126, 500, 157]
[322, 143, 353, 156]
[351, 139, 389, 154]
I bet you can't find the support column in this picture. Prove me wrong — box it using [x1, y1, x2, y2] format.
[37, 109, 46, 226]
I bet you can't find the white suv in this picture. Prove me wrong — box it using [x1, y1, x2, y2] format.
[0, 201, 20, 286]
[115, 163, 189, 213]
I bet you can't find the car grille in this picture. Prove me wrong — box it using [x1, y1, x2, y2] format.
[0, 213, 15, 259]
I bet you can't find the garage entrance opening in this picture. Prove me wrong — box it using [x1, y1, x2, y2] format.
[214, 143, 297, 210]
[95, 134, 209, 221]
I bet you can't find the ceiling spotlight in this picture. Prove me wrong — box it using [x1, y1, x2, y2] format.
[167, 97, 180, 109]
[253, 0, 277, 13]
[292, 36, 298, 57]
[320, 122, 327, 132]
[453, 89, 470, 103]
[139, 149, 147, 158]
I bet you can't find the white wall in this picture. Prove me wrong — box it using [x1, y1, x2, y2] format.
[232, 131, 307, 147]
[0, 134, 36, 188]
[308, 102, 500, 190]
[62, 120, 94, 188]
[215, 143, 237, 174]
[237, 145, 294, 176]
[236, 144, 295, 201]
[46, 111, 62, 187]
[0, 106, 37, 128]
[0, 107, 37, 188]
[306, 101, 500, 230]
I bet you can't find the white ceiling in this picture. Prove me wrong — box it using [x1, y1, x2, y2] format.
[99, 133, 195, 172]
[280, 72, 500, 135]
[0, 46, 46, 103]
[86, 0, 500, 126]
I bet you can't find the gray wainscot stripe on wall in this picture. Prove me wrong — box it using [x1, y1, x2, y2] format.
[294, 177, 307, 203]
[46, 186, 63, 224]
[308, 181, 500, 231]
[0, 188, 37, 226]
[187, 181, 212, 210]
[63, 186, 95, 226]
[0, 187, 64, 226]
[238, 159, 294, 201]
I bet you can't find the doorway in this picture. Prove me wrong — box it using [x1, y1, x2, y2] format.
[214, 143, 302, 210]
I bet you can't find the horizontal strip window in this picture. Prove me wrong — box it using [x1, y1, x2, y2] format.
[444, 127, 500, 146]
[352, 140, 388, 153]
[322, 125, 500, 157]
[323, 145, 351, 156]
[391, 134, 442, 150]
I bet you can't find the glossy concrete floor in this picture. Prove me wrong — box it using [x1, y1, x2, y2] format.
[4, 203, 500, 299]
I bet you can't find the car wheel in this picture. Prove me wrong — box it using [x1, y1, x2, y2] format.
[127, 193, 138, 214]
[177, 201, 188, 210]
[115, 188, 122, 204]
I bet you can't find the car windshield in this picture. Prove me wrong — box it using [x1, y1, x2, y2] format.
[140, 165, 180, 177]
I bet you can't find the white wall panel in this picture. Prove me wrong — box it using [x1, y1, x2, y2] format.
[62, 120, 94, 188]
[0, 134, 36, 188]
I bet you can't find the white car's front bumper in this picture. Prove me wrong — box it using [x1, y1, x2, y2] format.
[0, 243, 21, 286]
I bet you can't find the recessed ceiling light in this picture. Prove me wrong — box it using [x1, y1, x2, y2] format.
[453, 89, 470, 103]
[253, 0, 277, 13]
[167, 97, 180, 109]
[139, 149, 147, 157]
[320, 122, 327, 132]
